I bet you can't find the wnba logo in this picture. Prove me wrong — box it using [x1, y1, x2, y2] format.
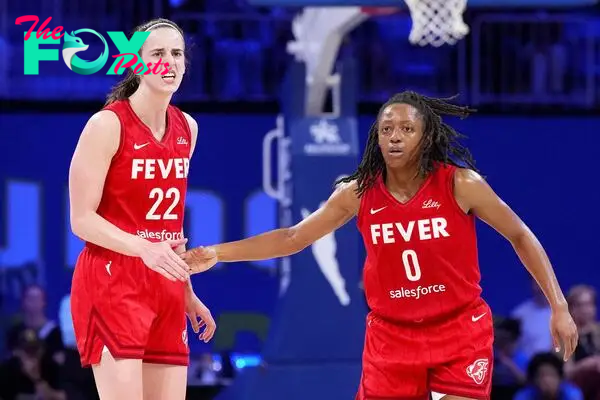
[15, 15, 171, 76]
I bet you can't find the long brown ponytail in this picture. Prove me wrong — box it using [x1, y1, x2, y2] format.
[104, 18, 185, 106]
[105, 69, 139, 105]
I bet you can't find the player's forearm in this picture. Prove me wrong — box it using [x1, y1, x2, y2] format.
[175, 229, 187, 255]
[213, 228, 304, 262]
[511, 230, 568, 311]
[71, 211, 146, 257]
[176, 229, 196, 293]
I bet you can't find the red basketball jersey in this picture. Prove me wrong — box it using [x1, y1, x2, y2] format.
[87, 100, 192, 251]
[357, 163, 482, 324]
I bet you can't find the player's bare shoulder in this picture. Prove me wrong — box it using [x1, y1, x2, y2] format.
[454, 168, 484, 186]
[87, 110, 121, 133]
[453, 168, 487, 213]
[181, 111, 198, 155]
[76, 110, 122, 158]
[181, 111, 198, 135]
[331, 179, 360, 216]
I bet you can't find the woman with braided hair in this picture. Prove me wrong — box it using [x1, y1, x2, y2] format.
[183, 91, 577, 400]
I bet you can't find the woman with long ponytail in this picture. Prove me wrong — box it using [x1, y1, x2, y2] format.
[104, 69, 140, 105]
[68, 18, 214, 400]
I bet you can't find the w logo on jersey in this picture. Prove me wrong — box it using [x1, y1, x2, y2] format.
[466, 358, 489, 385]
[182, 329, 188, 347]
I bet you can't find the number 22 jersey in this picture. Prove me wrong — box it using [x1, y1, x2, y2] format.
[87, 99, 191, 251]
[357, 164, 482, 324]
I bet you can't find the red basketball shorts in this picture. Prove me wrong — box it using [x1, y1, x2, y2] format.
[356, 298, 494, 400]
[70, 246, 189, 367]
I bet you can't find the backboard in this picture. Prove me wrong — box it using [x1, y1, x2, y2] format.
[257, 0, 598, 112]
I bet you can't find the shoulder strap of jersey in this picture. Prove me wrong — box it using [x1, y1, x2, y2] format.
[169, 105, 192, 135]
[100, 100, 127, 160]
[436, 163, 474, 217]
[357, 174, 382, 229]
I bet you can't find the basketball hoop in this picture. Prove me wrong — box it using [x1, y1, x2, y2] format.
[404, 0, 469, 47]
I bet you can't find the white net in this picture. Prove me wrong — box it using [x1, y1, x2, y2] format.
[404, 0, 469, 47]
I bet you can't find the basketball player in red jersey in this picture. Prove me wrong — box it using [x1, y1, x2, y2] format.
[68, 18, 216, 400]
[183, 91, 579, 400]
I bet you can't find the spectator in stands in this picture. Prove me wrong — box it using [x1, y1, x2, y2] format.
[6, 285, 65, 366]
[514, 352, 583, 400]
[512, 278, 554, 358]
[0, 328, 66, 400]
[491, 316, 529, 399]
[58, 294, 99, 400]
[219, 350, 236, 385]
[564, 285, 600, 399]
[197, 352, 219, 386]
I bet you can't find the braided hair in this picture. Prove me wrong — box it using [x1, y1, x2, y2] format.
[337, 91, 479, 197]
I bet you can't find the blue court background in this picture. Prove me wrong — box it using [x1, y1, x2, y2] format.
[3, 8, 600, 400]
[1, 112, 596, 356]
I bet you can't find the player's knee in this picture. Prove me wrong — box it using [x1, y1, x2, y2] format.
[112, 361, 142, 386]
[93, 350, 143, 399]
[142, 364, 188, 400]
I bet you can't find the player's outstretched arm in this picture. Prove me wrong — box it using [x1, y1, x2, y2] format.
[454, 168, 578, 360]
[69, 111, 190, 282]
[183, 181, 360, 271]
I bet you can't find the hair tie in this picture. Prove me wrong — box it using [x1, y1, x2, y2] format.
[144, 22, 184, 40]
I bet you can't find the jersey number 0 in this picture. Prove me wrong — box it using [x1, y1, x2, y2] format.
[146, 187, 180, 220]
[401, 249, 422, 281]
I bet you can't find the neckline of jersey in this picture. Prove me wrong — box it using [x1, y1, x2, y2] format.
[125, 99, 172, 147]
[377, 170, 435, 208]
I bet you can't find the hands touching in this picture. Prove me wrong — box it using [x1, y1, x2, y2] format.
[180, 246, 218, 274]
[138, 238, 191, 281]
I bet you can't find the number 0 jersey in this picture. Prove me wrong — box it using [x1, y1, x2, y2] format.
[86, 99, 191, 251]
[357, 164, 482, 324]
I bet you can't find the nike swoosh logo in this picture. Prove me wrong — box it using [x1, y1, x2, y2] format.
[370, 206, 387, 215]
[472, 312, 486, 322]
[105, 261, 112, 276]
[134, 143, 149, 150]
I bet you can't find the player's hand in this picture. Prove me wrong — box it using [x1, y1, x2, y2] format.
[138, 238, 191, 282]
[185, 293, 216, 343]
[550, 306, 578, 361]
[181, 246, 218, 274]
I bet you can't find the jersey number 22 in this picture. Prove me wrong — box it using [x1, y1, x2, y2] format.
[146, 187, 180, 220]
